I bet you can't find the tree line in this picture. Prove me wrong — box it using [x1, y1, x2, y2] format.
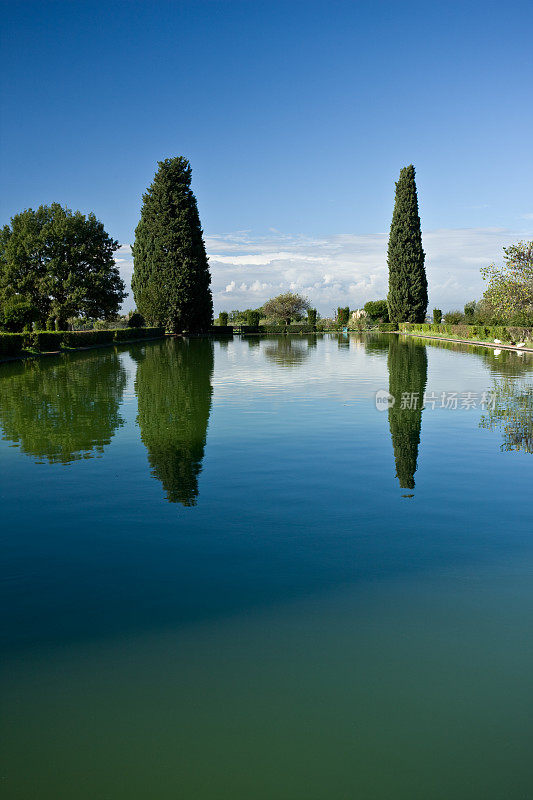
[2, 157, 530, 334]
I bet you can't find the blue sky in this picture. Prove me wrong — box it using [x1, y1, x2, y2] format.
[1, 0, 532, 314]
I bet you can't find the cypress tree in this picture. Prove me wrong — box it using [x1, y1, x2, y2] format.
[132, 157, 213, 332]
[387, 165, 428, 323]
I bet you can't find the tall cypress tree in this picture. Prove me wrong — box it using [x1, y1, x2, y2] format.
[132, 157, 213, 331]
[387, 165, 428, 323]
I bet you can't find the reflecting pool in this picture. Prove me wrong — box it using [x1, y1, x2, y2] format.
[1, 334, 532, 798]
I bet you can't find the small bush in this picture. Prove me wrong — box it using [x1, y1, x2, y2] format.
[307, 308, 317, 327]
[378, 322, 397, 331]
[0, 332, 25, 357]
[246, 310, 261, 327]
[433, 309, 442, 324]
[128, 312, 145, 328]
[443, 310, 465, 324]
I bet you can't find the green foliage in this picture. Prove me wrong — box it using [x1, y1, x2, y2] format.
[336, 307, 350, 326]
[132, 157, 213, 332]
[218, 311, 229, 326]
[25, 331, 64, 352]
[0, 349, 127, 463]
[480, 241, 533, 322]
[464, 301, 476, 321]
[443, 310, 465, 324]
[400, 322, 532, 345]
[258, 324, 316, 334]
[307, 308, 317, 327]
[62, 330, 115, 348]
[387, 336, 428, 489]
[246, 310, 260, 327]
[0, 332, 25, 357]
[433, 308, 442, 324]
[0, 203, 125, 329]
[128, 312, 144, 328]
[0, 297, 39, 332]
[378, 322, 397, 331]
[387, 165, 428, 323]
[364, 300, 389, 323]
[135, 338, 213, 506]
[262, 292, 310, 325]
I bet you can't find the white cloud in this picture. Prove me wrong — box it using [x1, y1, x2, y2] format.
[115, 226, 532, 315]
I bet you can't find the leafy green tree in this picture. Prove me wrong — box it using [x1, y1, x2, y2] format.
[135, 338, 213, 506]
[480, 241, 533, 324]
[307, 308, 317, 327]
[364, 300, 389, 323]
[387, 165, 428, 323]
[387, 336, 427, 489]
[0, 349, 126, 463]
[433, 308, 442, 324]
[0, 203, 125, 329]
[262, 292, 310, 325]
[132, 157, 213, 332]
[218, 311, 229, 326]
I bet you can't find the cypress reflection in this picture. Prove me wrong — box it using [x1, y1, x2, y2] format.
[135, 338, 213, 506]
[0, 349, 126, 464]
[387, 335, 428, 489]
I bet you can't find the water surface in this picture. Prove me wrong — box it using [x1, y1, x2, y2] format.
[1, 334, 532, 798]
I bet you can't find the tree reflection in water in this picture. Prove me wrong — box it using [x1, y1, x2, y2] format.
[387, 335, 428, 490]
[263, 337, 310, 368]
[135, 338, 213, 506]
[480, 378, 533, 454]
[0, 349, 127, 464]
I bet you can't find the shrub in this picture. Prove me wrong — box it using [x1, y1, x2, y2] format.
[246, 310, 260, 327]
[218, 311, 229, 326]
[62, 330, 115, 347]
[26, 331, 64, 351]
[443, 310, 464, 324]
[337, 307, 350, 326]
[378, 322, 397, 331]
[464, 301, 476, 322]
[307, 308, 317, 327]
[0, 298, 39, 332]
[0, 332, 25, 357]
[433, 308, 442, 324]
[128, 312, 145, 328]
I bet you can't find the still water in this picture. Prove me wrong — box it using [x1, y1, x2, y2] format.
[1, 334, 532, 798]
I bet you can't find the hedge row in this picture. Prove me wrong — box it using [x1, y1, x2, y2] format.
[0, 327, 165, 357]
[257, 324, 317, 334]
[400, 322, 533, 343]
[0, 332, 25, 357]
